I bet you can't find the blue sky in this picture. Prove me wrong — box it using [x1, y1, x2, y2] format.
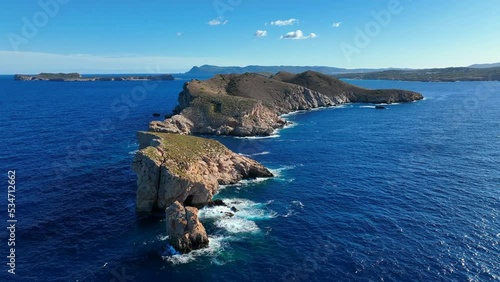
[1, 0, 499, 73]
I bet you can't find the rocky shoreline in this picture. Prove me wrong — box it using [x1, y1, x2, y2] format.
[133, 71, 423, 253]
[14, 73, 174, 82]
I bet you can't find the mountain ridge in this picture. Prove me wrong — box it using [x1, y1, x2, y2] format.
[185, 64, 500, 81]
[185, 64, 406, 76]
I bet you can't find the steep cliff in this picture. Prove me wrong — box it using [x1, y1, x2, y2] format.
[132, 131, 273, 214]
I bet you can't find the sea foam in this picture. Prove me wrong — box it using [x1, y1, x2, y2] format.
[199, 198, 276, 234]
[164, 235, 227, 265]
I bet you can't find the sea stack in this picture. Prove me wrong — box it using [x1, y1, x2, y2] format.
[165, 201, 209, 253]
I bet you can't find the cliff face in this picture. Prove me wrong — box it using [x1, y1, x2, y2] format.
[132, 132, 273, 214]
[150, 71, 423, 136]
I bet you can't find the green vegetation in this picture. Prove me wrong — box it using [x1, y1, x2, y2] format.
[37, 73, 82, 79]
[189, 91, 259, 123]
[141, 132, 227, 177]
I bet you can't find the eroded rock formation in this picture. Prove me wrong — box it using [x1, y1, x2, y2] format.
[132, 131, 273, 214]
[165, 201, 209, 253]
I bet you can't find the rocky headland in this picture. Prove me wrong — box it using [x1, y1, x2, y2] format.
[132, 132, 273, 252]
[134, 70, 423, 253]
[14, 73, 174, 82]
[150, 71, 423, 136]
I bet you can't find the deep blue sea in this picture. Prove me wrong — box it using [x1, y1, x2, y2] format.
[0, 75, 498, 281]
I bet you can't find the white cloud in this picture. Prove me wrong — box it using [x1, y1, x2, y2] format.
[332, 22, 342, 28]
[208, 17, 228, 26]
[254, 30, 268, 37]
[280, 30, 317, 40]
[271, 18, 298, 26]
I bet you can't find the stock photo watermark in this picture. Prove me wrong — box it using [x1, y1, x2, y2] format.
[280, 235, 336, 281]
[7, 0, 71, 52]
[6, 170, 17, 275]
[213, 0, 243, 17]
[110, 267, 135, 282]
[340, 0, 404, 63]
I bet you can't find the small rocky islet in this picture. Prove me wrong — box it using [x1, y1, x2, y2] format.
[133, 70, 424, 253]
[14, 72, 174, 82]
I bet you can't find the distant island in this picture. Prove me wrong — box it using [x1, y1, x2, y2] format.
[185, 64, 402, 76]
[184, 64, 500, 82]
[135, 70, 423, 253]
[336, 67, 500, 82]
[14, 73, 174, 82]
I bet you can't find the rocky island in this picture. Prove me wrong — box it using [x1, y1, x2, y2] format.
[14, 73, 174, 82]
[134, 71, 423, 253]
[133, 131, 273, 252]
[150, 70, 423, 136]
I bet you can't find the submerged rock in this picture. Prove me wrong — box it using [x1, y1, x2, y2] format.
[165, 201, 208, 253]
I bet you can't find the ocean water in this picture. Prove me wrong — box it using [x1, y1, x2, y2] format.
[0, 76, 498, 281]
